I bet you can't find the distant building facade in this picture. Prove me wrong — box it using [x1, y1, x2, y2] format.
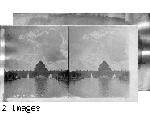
[75, 61, 129, 79]
[5, 61, 66, 78]
[5, 60, 129, 80]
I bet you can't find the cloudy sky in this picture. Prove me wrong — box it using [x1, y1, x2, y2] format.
[69, 26, 136, 71]
[4, 26, 68, 71]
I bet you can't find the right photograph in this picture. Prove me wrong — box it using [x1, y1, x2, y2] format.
[68, 26, 138, 101]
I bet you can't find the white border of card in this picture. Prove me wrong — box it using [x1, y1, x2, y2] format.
[0, 25, 138, 102]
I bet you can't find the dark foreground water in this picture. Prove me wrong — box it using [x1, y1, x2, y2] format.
[5, 78, 68, 98]
[5, 77, 129, 98]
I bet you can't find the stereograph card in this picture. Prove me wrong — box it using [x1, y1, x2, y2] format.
[0, 25, 138, 102]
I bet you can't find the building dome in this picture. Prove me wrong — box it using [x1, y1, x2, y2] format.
[34, 61, 48, 76]
[98, 61, 111, 71]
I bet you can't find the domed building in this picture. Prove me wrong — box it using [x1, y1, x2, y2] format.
[98, 61, 112, 72]
[98, 61, 112, 76]
[34, 60, 49, 76]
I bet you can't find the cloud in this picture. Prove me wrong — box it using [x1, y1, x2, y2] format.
[36, 29, 67, 63]
[82, 28, 128, 63]
[4, 26, 68, 70]
[19, 28, 68, 63]
[69, 26, 129, 71]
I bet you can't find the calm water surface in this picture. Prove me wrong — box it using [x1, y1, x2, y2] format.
[69, 78, 129, 98]
[5, 78, 68, 98]
[5, 77, 129, 98]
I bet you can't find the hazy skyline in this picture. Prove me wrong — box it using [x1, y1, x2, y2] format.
[4, 26, 68, 71]
[69, 26, 135, 71]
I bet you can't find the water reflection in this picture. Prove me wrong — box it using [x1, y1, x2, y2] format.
[5, 77, 129, 98]
[34, 77, 48, 97]
[57, 80, 69, 88]
[5, 78, 68, 98]
[69, 78, 129, 98]
[98, 78, 110, 97]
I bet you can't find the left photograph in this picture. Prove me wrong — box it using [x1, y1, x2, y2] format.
[3, 26, 68, 101]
